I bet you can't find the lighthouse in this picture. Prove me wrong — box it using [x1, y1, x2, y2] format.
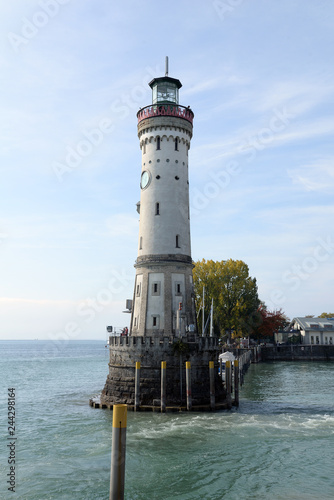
[100, 62, 226, 409]
[130, 59, 196, 337]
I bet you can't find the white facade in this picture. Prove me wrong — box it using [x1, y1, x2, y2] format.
[130, 74, 196, 336]
[137, 127, 191, 257]
[288, 317, 334, 345]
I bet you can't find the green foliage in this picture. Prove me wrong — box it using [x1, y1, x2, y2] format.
[193, 258, 260, 337]
[319, 312, 334, 318]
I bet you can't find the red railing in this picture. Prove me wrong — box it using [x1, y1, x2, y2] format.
[137, 104, 194, 125]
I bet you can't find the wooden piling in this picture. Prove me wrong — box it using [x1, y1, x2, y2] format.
[185, 361, 192, 411]
[134, 362, 140, 411]
[234, 359, 239, 406]
[161, 361, 166, 413]
[209, 361, 215, 410]
[109, 404, 127, 500]
[240, 356, 244, 386]
[225, 360, 232, 409]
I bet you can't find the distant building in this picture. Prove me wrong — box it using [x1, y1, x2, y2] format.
[287, 317, 334, 345]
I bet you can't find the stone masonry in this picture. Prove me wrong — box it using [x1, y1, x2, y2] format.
[101, 335, 226, 407]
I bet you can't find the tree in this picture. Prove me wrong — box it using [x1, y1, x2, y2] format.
[319, 312, 334, 318]
[193, 259, 260, 338]
[251, 306, 287, 341]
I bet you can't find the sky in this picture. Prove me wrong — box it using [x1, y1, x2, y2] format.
[1, 0, 334, 340]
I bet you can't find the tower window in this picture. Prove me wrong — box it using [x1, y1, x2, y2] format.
[143, 142, 146, 154]
[139, 236, 143, 250]
[152, 282, 161, 296]
[136, 283, 141, 297]
[156, 136, 161, 150]
[155, 202, 160, 215]
[176, 234, 180, 248]
[175, 283, 182, 295]
[152, 315, 160, 328]
[175, 138, 179, 151]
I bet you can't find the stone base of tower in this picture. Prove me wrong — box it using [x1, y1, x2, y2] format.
[100, 335, 227, 409]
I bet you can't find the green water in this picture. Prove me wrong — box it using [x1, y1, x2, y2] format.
[0, 341, 333, 499]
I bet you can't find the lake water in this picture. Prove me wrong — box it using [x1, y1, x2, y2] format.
[0, 341, 333, 499]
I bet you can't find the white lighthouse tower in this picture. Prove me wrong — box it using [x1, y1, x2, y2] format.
[130, 60, 197, 336]
[100, 62, 227, 409]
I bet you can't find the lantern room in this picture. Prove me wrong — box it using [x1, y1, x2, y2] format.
[149, 76, 182, 105]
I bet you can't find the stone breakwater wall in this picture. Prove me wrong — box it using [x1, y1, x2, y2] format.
[101, 335, 226, 407]
[261, 344, 334, 361]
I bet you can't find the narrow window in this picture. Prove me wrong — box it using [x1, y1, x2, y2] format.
[154, 283, 158, 293]
[176, 234, 180, 248]
[311, 336, 314, 344]
[139, 236, 143, 249]
[156, 136, 161, 150]
[134, 317, 137, 327]
[155, 202, 160, 215]
[175, 137, 178, 151]
[177, 284, 181, 294]
[143, 142, 146, 154]
[151, 315, 160, 327]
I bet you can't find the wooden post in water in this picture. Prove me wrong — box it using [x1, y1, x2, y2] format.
[134, 362, 140, 411]
[240, 355, 244, 386]
[209, 361, 215, 410]
[161, 361, 166, 413]
[225, 360, 232, 409]
[109, 404, 127, 500]
[234, 359, 239, 407]
[185, 361, 192, 410]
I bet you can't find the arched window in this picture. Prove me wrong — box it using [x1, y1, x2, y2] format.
[175, 137, 179, 151]
[156, 136, 161, 150]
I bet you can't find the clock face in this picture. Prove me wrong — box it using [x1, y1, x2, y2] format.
[140, 170, 151, 189]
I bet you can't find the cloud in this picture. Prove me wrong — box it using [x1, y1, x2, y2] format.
[256, 80, 334, 115]
[288, 158, 334, 193]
